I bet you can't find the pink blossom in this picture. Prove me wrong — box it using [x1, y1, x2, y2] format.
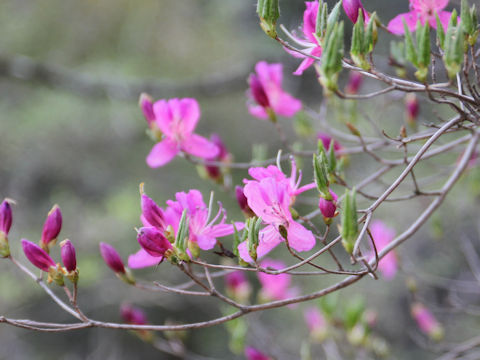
[284, 1, 323, 75]
[304, 307, 328, 341]
[411, 303, 444, 340]
[166, 189, 237, 251]
[247, 61, 302, 120]
[146, 98, 219, 168]
[257, 259, 298, 301]
[318, 190, 338, 218]
[247, 157, 316, 198]
[343, 0, 369, 24]
[370, 220, 397, 280]
[238, 178, 316, 262]
[387, 0, 453, 35]
[245, 347, 272, 360]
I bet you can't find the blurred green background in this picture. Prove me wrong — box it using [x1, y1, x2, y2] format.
[0, 0, 479, 359]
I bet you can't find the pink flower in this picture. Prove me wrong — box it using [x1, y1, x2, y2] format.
[284, 1, 323, 75]
[245, 347, 272, 360]
[343, 0, 369, 24]
[167, 189, 236, 251]
[99, 242, 126, 274]
[141, 193, 166, 230]
[22, 239, 56, 272]
[247, 61, 302, 120]
[60, 239, 77, 272]
[387, 0, 453, 35]
[257, 259, 298, 301]
[318, 190, 338, 218]
[238, 178, 316, 262]
[0, 200, 12, 236]
[411, 303, 444, 340]
[40, 204, 62, 250]
[370, 220, 397, 280]
[247, 157, 316, 198]
[146, 98, 219, 168]
[304, 307, 328, 341]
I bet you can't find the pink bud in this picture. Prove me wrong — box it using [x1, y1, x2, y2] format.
[317, 133, 342, 155]
[22, 239, 56, 271]
[99, 242, 126, 273]
[40, 205, 62, 248]
[225, 271, 251, 302]
[318, 190, 338, 218]
[139, 93, 155, 127]
[411, 303, 444, 340]
[60, 239, 76, 272]
[0, 200, 12, 235]
[120, 304, 148, 325]
[304, 307, 328, 342]
[249, 74, 270, 108]
[141, 194, 165, 229]
[137, 227, 172, 258]
[245, 347, 272, 360]
[345, 71, 364, 94]
[235, 186, 255, 217]
[343, 0, 368, 24]
[405, 93, 419, 125]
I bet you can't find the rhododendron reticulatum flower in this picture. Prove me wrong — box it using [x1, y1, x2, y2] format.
[247, 61, 302, 120]
[146, 98, 219, 168]
[387, 0, 453, 35]
[257, 259, 299, 301]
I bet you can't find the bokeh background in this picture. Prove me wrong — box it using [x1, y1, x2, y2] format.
[0, 0, 479, 359]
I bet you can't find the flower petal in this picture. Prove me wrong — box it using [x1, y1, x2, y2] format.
[286, 220, 315, 252]
[153, 99, 174, 137]
[182, 134, 219, 159]
[387, 12, 419, 35]
[176, 98, 200, 134]
[146, 138, 179, 168]
[248, 104, 269, 120]
[128, 248, 161, 269]
[272, 92, 302, 117]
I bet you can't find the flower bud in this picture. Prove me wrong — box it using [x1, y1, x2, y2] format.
[139, 93, 155, 127]
[0, 200, 13, 236]
[225, 271, 251, 303]
[60, 239, 77, 272]
[411, 303, 444, 341]
[345, 71, 364, 94]
[249, 74, 270, 108]
[120, 304, 153, 342]
[40, 205, 62, 251]
[121, 304, 148, 325]
[137, 227, 172, 258]
[0, 199, 12, 257]
[21, 239, 56, 272]
[405, 93, 419, 127]
[205, 134, 231, 182]
[343, 0, 368, 24]
[245, 346, 272, 360]
[99, 242, 126, 274]
[318, 190, 338, 219]
[304, 307, 328, 342]
[141, 193, 165, 229]
[341, 188, 358, 254]
[257, 0, 279, 38]
[235, 186, 255, 217]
